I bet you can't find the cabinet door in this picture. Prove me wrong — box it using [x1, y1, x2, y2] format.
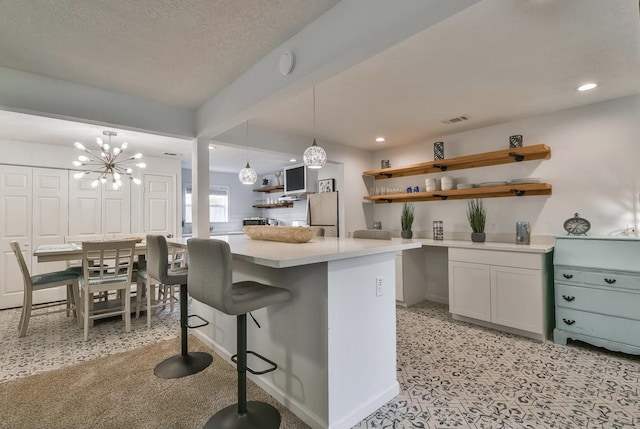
[0, 165, 32, 309]
[68, 174, 102, 236]
[102, 180, 131, 235]
[31, 168, 69, 279]
[491, 265, 542, 334]
[143, 174, 175, 237]
[448, 261, 491, 321]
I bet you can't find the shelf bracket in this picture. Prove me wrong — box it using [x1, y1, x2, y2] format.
[433, 194, 449, 200]
[508, 152, 525, 162]
[382, 198, 393, 203]
[382, 173, 393, 178]
[511, 189, 526, 196]
[433, 164, 448, 172]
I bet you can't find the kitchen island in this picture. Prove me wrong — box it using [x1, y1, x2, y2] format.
[169, 234, 421, 429]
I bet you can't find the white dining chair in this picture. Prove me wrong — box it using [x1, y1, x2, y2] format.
[79, 240, 136, 341]
[10, 241, 80, 337]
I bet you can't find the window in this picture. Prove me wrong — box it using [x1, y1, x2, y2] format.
[184, 186, 229, 223]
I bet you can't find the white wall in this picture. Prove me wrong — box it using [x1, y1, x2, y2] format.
[369, 95, 640, 241]
[0, 138, 183, 234]
[181, 168, 260, 234]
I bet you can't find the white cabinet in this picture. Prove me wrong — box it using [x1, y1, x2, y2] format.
[491, 265, 542, 333]
[448, 248, 552, 341]
[395, 248, 428, 307]
[68, 173, 131, 236]
[449, 261, 491, 321]
[0, 166, 69, 308]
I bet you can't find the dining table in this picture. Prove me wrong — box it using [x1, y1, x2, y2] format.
[34, 241, 148, 264]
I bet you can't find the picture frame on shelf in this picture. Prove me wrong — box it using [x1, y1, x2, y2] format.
[318, 178, 335, 193]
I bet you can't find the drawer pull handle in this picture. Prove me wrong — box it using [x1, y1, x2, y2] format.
[562, 295, 575, 302]
[562, 319, 576, 326]
[604, 278, 616, 284]
[562, 274, 574, 279]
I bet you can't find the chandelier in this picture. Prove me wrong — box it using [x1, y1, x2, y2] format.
[72, 131, 145, 189]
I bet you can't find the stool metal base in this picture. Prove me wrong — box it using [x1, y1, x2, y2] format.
[154, 352, 213, 379]
[203, 401, 281, 429]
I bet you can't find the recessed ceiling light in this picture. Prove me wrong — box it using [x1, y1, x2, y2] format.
[577, 82, 598, 92]
[375, 137, 386, 142]
[289, 158, 297, 162]
[208, 144, 215, 149]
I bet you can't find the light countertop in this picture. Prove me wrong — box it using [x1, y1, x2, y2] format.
[413, 238, 554, 253]
[169, 235, 422, 268]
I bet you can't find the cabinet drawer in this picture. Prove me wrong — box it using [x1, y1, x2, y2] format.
[556, 308, 640, 347]
[555, 283, 640, 320]
[554, 267, 582, 283]
[581, 271, 639, 290]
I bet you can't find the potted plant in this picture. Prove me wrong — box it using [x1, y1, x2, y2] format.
[467, 199, 486, 243]
[400, 203, 415, 239]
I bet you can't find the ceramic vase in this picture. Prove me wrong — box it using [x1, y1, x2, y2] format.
[471, 232, 486, 243]
[401, 230, 413, 239]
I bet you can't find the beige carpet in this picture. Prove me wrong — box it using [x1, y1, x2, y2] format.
[0, 336, 310, 429]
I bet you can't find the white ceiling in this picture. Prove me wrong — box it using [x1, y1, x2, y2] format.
[0, 0, 638, 172]
[251, 0, 640, 149]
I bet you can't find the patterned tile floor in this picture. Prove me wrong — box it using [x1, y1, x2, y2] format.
[2, 300, 640, 428]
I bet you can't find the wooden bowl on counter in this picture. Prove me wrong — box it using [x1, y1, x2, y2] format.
[243, 226, 315, 243]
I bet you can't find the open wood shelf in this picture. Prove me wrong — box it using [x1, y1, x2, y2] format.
[363, 183, 552, 204]
[253, 185, 284, 193]
[252, 202, 293, 209]
[363, 144, 551, 180]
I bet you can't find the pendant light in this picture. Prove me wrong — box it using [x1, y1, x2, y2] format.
[303, 86, 327, 169]
[238, 121, 257, 185]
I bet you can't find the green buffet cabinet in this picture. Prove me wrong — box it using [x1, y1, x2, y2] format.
[554, 236, 640, 355]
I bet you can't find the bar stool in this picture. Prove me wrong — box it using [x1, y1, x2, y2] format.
[187, 238, 292, 429]
[144, 235, 213, 379]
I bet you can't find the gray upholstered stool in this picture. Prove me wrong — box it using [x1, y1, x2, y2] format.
[144, 235, 212, 379]
[188, 238, 292, 429]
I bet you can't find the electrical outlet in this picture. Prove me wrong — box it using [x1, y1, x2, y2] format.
[376, 277, 383, 296]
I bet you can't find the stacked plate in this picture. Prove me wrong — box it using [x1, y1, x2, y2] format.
[510, 178, 542, 184]
[479, 181, 508, 187]
[456, 183, 474, 190]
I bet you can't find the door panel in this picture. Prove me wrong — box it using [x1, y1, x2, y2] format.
[144, 174, 175, 237]
[0, 165, 32, 309]
[69, 174, 101, 236]
[103, 180, 130, 234]
[32, 168, 69, 289]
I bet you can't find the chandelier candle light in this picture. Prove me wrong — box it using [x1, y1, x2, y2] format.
[72, 131, 145, 189]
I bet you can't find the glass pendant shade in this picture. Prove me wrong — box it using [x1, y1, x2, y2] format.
[239, 162, 257, 185]
[303, 139, 327, 169]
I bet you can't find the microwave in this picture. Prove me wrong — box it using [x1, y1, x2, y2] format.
[284, 164, 318, 194]
[243, 217, 266, 226]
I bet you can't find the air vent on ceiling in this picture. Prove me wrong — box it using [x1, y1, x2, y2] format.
[441, 115, 470, 124]
[164, 152, 178, 156]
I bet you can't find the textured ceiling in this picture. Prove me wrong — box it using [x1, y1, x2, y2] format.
[0, 0, 339, 108]
[251, 0, 640, 149]
[0, 0, 637, 171]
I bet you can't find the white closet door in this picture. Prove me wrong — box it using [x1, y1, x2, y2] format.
[68, 174, 102, 236]
[0, 165, 32, 309]
[102, 180, 131, 235]
[143, 174, 175, 237]
[31, 168, 69, 278]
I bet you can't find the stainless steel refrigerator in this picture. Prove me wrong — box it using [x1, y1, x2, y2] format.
[307, 192, 339, 237]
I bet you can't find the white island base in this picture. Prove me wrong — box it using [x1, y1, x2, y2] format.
[183, 236, 420, 429]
